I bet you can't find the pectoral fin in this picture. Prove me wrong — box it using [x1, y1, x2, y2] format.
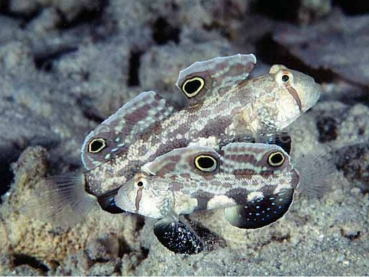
[153, 218, 204, 254]
[224, 188, 294, 229]
[21, 173, 98, 228]
[153, 216, 226, 254]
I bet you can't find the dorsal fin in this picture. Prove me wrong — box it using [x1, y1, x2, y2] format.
[220, 143, 291, 175]
[81, 91, 176, 170]
[175, 54, 256, 107]
[142, 146, 220, 177]
[142, 142, 291, 178]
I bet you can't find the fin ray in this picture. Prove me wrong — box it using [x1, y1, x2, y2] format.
[294, 147, 336, 198]
[21, 173, 98, 228]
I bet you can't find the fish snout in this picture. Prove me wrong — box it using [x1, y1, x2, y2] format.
[292, 71, 322, 113]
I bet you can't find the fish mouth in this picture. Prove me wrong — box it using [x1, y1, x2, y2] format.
[293, 74, 322, 113]
[302, 82, 322, 112]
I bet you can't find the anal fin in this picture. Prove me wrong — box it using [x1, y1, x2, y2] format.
[224, 188, 294, 229]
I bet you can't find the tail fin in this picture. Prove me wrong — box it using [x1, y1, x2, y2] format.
[294, 147, 337, 198]
[21, 173, 98, 228]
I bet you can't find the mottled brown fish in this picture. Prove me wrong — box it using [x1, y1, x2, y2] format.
[113, 142, 332, 254]
[22, 54, 323, 227]
[80, 54, 322, 200]
[116, 142, 298, 224]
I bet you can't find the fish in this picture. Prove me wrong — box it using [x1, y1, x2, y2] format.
[79, 54, 322, 200]
[22, 54, 323, 227]
[112, 142, 335, 254]
[21, 141, 335, 254]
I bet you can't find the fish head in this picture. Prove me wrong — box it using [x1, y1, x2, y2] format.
[114, 172, 173, 218]
[267, 65, 322, 129]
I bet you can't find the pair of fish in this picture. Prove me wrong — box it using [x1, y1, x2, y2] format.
[24, 54, 326, 254]
[80, 54, 321, 198]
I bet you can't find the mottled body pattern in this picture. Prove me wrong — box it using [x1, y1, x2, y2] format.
[83, 54, 321, 196]
[22, 54, 327, 255]
[115, 142, 299, 230]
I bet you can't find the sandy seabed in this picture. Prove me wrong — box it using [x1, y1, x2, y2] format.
[0, 0, 368, 275]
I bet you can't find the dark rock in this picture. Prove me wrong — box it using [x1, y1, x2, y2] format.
[0, 0, 368, 275]
[273, 12, 369, 86]
[336, 144, 369, 192]
[333, 0, 369, 15]
[317, 116, 338, 143]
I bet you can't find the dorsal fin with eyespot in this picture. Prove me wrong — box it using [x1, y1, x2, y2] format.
[220, 142, 291, 175]
[81, 91, 176, 170]
[142, 142, 291, 179]
[142, 146, 221, 177]
[175, 54, 256, 108]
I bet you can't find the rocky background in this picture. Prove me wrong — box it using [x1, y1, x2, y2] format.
[0, 0, 368, 275]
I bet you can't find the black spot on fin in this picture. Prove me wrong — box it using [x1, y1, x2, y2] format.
[21, 173, 98, 228]
[153, 218, 204, 254]
[144, 146, 219, 177]
[224, 188, 294, 229]
[175, 54, 256, 108]
[81, 91, 177, 170]
[188, 217, 227, 252]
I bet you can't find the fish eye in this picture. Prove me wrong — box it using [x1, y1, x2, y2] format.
[135, 178, 146, 189]
[194, 155, 217, 172]
[88, 138, 107, 153]
[281, 75, 289, 82]
[268, 151, 285, 167]
[182, 77, 205, 98]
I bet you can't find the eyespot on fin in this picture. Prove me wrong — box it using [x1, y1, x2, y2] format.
[81, 91, 177, 170]
[175, 54, 256, 108]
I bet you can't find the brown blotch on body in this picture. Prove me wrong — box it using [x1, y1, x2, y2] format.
[169, 181, 185, 192]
